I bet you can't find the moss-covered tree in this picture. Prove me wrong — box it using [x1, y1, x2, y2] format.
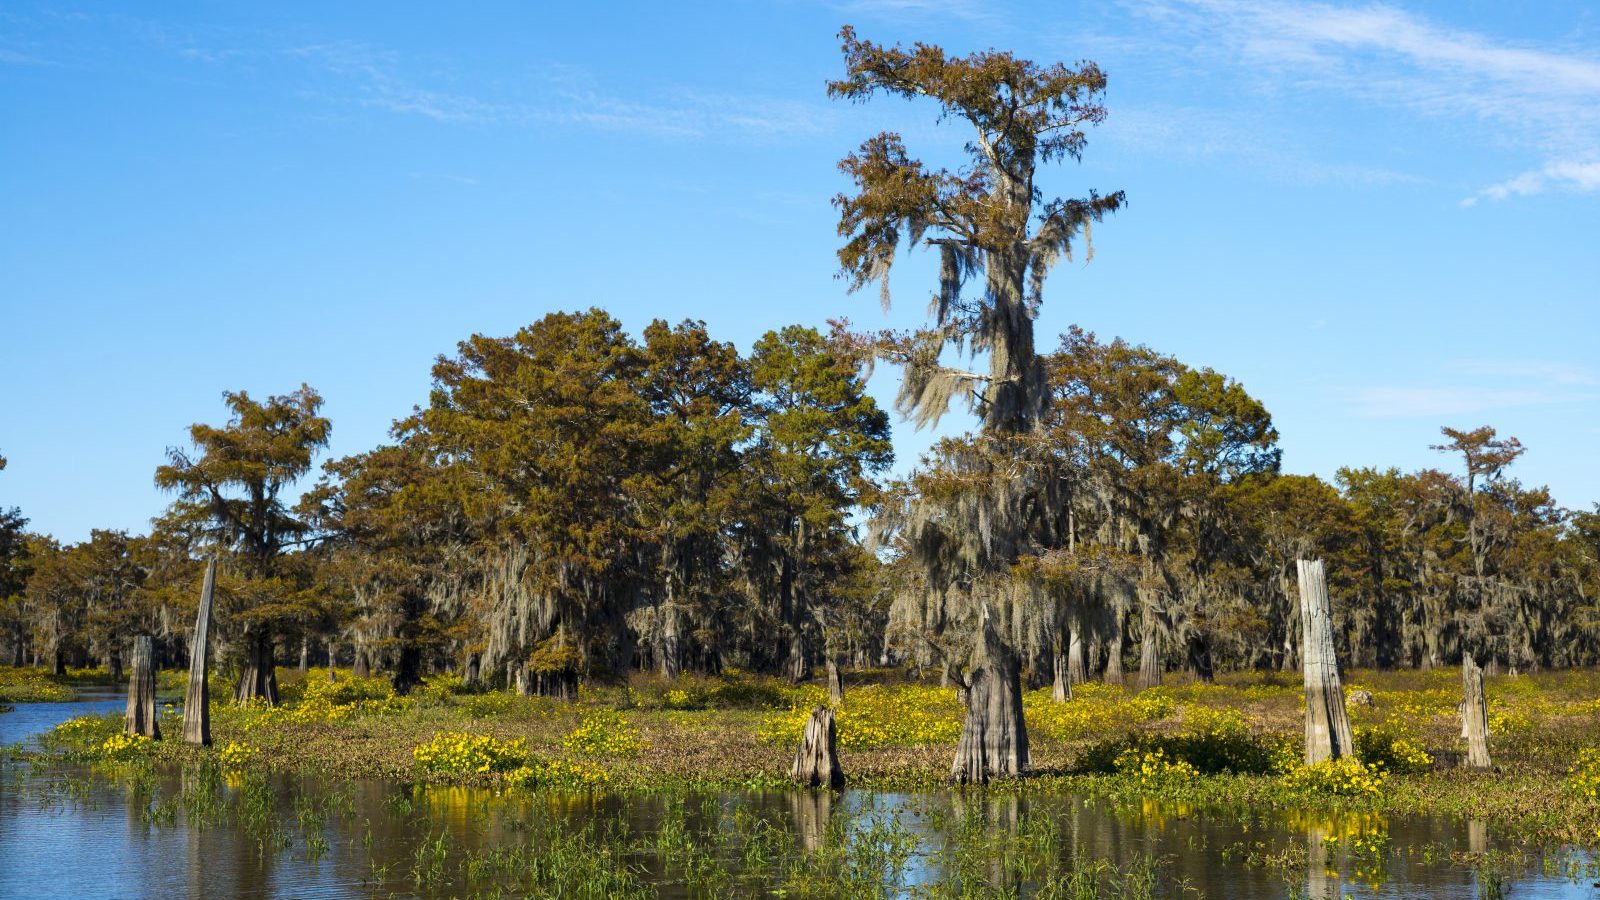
[831, 28, 1123, 781]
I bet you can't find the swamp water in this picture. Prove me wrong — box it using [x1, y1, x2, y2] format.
[2, 698, 1595, 899]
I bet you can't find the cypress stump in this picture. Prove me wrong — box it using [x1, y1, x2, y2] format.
[124, 635, 160, 740]
[1297, 559, 1354, 764]
[790, 705, 845, 789]
[1461, 655, 1492, 769]
[182, 557, 216, 746]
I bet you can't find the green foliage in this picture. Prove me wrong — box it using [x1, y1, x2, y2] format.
[1076, 709, 1288, 778]
[1354, 726, 1433, 776]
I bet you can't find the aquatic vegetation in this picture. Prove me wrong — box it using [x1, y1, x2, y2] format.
[98, 732, 153, 760]
[1488, 705, 1537, 736]
[1078, 707, 1291, 778]
[1354, 726, 1433, 775]
[1281, 757, 1388, 797]
[39, 713, 121, 755]
[0, 666, 75, 702]
[1114, 745, 1199, 786]
[1569, 748, 1600, 801]
[562, 709, 644, 758]
[504, 758, 611, 789]
[1024, 683, 1176, 741]
[413, 731, 529, 776]
[759, 684, 964, 750]
[219, 740, 259, 771]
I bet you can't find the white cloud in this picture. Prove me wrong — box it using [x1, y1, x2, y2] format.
[1349, 358, 1599, 417]
[283, 42, 833, 141]
[1130, 0, 1600, 201]
[1464, 160, 1600, 205]
[1448, 359, 1599, 386]
[1349, 386, 1584, 418]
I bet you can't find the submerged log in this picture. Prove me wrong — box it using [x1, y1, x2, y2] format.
[124, 634, 160, 740]
[951, 613, 1029, 784]
[790, 705, 845, 789]
[182, 558, 216, 746]
[1297, 559, 1354, 764]
[1461, 655, 1492, 769]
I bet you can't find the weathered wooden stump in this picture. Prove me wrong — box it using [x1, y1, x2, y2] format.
[826, 658, 844, 705]
[1298, 559, 1354, 764]
[1461, 655, 1492, 769]
[951, 614, 1028, 784]
[124, 635, 160, 740]
[182, 558, 215, 746]
[790, 705, 845, 789]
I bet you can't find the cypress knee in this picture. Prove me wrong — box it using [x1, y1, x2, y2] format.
[124, 635, 160, 740]
[1461, 655, 1492, 769]
[790, 705, 845, 789]
[182, 558, 216, 746]
[1298, 559, 1354, 764]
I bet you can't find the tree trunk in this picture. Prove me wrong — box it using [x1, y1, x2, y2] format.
[826, 658, 844, 705]
[950, 614, 1028, 784]
[1104, 604, 1125, 685]
[352, 649, 370, 678]
[234, 630, 279, 705]
[1051, 652, 1071, 703]
[392, 643, 422, 696]
[1186, 632, 1215, 683]
[524, 668, 578, 700]
[124, 634, 160, 740]
[463, 651, 481, 688]
[1461, 655, 1492, 769]
[108, 651, 123, 684]
[1066, 630, 1088, 686]
[52, 647, 66, 677]
[1298, 559, 1354, 764]
[298, 638, 310, 672]
[790, 706, 845, 789]
[1137, 597, 1161, 690]
[659, 602, 683, 680]
[183, 558, 216, 746]
[786, 628, 810, 683]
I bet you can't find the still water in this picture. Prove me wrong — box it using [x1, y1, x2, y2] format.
[2, 698, 1595, 899]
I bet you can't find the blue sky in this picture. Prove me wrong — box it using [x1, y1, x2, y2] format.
[3, 1, 1598, 542]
